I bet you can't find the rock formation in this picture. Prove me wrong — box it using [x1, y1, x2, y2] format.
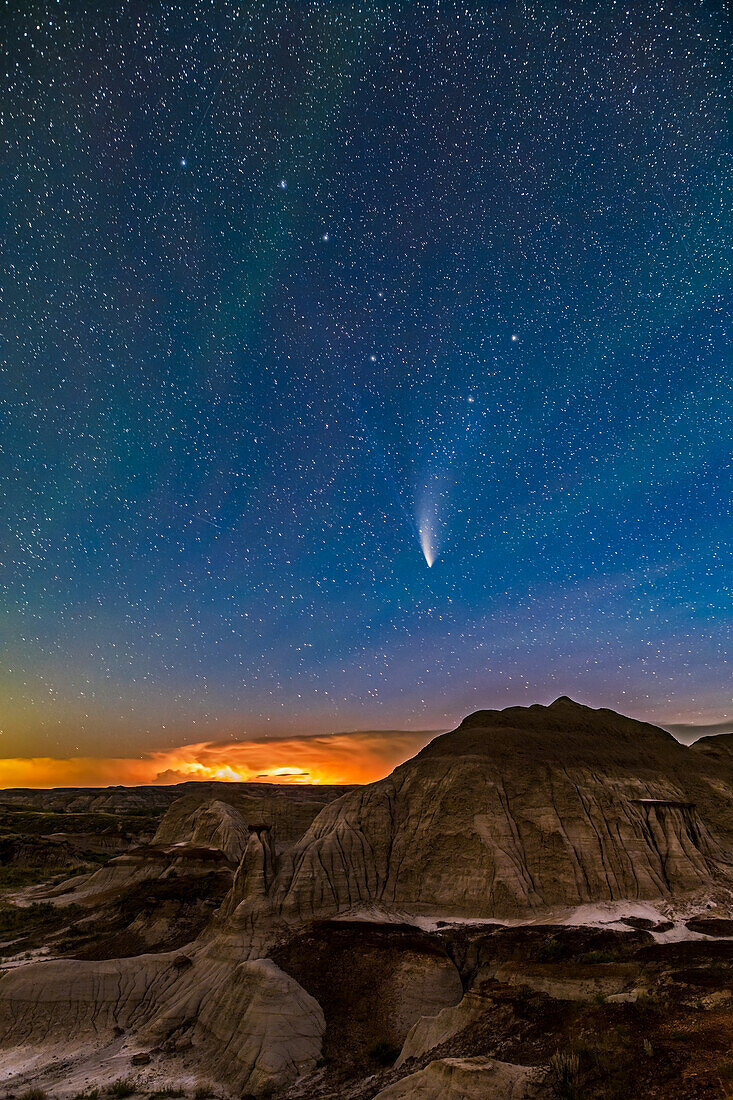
[372, 1056, 543, 1099]
[151, 784, 355, 852]
[691, 731, 733, 768]
[154, 798, 251, 863]
[270, 921, 463, 1068]
[30, 783, 352, 910]
[188, 958, 324, 1094]
[1, 698, 731, 1098]
[224, 698, 733, 931]
[0, 950, 323, 1096]
[396, 988, 497, 1067]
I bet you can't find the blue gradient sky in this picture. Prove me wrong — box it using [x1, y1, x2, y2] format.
[1, 1, 730, 770]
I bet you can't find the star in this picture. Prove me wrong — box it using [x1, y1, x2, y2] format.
[1, 0, 725, 776]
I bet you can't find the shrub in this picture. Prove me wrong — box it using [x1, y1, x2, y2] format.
[106, 1081, 136, 1099]
[19, 1089, 48, 1100]
[635, 989, 666, 1013]
[579, 950, 616, 964]
[537, 936, 565, 962]
[548, 1050, 581, 1099]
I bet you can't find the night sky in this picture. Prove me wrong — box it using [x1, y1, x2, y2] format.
[1, 1, 730, 784]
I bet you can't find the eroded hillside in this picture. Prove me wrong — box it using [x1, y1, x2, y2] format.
[1, 700, 731, 1099]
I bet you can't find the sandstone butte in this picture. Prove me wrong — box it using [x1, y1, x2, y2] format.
[0, 697, 731, 1098]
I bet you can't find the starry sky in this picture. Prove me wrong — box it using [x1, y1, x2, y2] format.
[1, 1, 731, 786]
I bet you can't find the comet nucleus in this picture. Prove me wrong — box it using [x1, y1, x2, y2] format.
[418, 519, 437, 567]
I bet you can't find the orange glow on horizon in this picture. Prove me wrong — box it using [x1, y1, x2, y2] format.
[0, 729, 440, 789]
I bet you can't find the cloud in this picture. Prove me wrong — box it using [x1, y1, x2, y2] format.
[663, 720, 733, 746]
[0, 728, 442, 789]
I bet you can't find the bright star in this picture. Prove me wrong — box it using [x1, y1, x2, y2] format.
[180, 158, 186, 167]
[279, 179, 287, 189]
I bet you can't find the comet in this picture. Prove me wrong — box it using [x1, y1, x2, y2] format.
[413, 395, 477, 568]
[418, 516, 437, 567]
[416, 479, 443, 567]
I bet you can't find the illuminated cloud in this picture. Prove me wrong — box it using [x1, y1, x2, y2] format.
[663, 719, 733, 745]
[0, 729, 441, 789]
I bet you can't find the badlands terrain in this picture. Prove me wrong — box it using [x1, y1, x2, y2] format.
[0, 698, 732, 1099]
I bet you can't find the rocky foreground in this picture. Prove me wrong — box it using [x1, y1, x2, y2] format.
[0, 698, 732, 1099]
